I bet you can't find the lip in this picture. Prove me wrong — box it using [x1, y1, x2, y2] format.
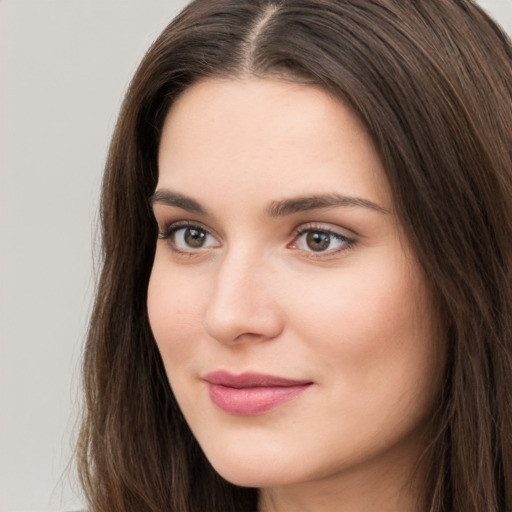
[203, 370, 313, 415]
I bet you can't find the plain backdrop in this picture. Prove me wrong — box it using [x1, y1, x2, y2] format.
[0, 1, 510, 511]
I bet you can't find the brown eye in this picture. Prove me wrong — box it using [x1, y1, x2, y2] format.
[293, 227, 353, 255]
[183, 227, 207, 248]
[305, 231, 331, 252]
[159, 223, 220, 252]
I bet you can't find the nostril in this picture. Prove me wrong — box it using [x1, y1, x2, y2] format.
[203, 300, 283, 346]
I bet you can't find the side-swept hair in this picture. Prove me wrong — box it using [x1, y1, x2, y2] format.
[77, 1, 512, 511]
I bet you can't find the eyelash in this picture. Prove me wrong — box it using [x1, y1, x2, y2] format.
[158, 221, 356, 258]
[290, 224, 356, 257]
[158, 221, 218, 256]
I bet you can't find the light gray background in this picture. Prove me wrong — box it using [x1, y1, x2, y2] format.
[0, 1, 510, 511]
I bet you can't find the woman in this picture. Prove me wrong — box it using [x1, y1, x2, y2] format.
[77, 1, 512, 511]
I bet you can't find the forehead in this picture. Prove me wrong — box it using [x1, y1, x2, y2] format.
[157, 78, 391, 212]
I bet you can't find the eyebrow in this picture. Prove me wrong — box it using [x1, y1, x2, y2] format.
[149, 189, 208, 215]
[265, 193, 388, 216]
[149, 189, 388, 216]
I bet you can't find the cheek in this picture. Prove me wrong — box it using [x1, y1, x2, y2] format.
[147, 258, 206, 360]
[288, 260, 422, 346]
[285, 253, 439, 401]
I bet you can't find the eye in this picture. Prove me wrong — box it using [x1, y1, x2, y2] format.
[159, 222, 220, 252]
[291, 226, 355, 255]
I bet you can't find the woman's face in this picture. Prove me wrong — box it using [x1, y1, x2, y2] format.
[148, 78, 443, 500]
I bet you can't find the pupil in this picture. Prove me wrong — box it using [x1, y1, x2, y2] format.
[306, 231, 330, 251]
[184, 227, 206, 248]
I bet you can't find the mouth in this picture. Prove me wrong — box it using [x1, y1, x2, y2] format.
[203, 370, 314, 415]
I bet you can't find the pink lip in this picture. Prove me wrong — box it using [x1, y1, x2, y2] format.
[203, 370, 313, 415]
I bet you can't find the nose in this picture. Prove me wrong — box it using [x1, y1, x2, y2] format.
[203, 250, 284, 345]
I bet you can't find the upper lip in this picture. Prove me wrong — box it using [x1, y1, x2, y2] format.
[203, 370, 313, 388]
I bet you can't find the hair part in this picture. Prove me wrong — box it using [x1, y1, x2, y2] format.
[77, 1, 512, 511]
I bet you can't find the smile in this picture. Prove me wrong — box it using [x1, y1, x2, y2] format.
[203, 371, 314, 415]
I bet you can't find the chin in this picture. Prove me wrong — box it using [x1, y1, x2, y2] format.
[215, 466, 291, 489]
[203, 447, 297, 488]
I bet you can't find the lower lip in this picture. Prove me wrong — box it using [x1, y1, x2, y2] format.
[207, 383, 312, 415]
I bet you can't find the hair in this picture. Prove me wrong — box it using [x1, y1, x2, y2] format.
[76, 1, 512, 511]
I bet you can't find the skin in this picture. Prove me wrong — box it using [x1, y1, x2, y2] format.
[147, 77, 444, 512]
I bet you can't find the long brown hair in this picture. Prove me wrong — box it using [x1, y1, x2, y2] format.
[77, 1, 512, 511]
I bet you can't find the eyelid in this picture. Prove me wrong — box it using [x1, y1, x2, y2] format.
[288, 222, 357, 256]
[158, 220, 221, 254]
[157, 218, 217, 238]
